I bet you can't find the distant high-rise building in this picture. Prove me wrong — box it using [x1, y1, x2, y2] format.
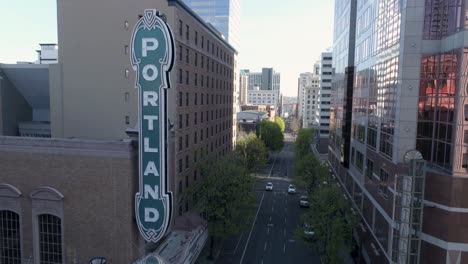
[316, 51, 332, 138]
[239, 70, 248, 105]
[244, 68, 280, 91]
[182, 0, 240, 49]
[297, 72, 320, 129]
[330, 0, 468, 263]
[297, 72, 319, 124]
[243, 68, 281, 110]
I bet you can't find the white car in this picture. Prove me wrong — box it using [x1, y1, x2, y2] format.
[288, 184, 296, 194]
[265, 182, 273, 191]
[299, 195, 310, 207]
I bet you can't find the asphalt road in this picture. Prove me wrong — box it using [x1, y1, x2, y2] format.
[216, 133, 321, 264]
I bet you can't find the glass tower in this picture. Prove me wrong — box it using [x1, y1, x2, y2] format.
[182, 0, 240, 50]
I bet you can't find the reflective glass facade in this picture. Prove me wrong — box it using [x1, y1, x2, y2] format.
[330, 0, 468, 262]
[182, 0, 241, 49]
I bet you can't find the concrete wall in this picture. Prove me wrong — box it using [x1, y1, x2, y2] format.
[0, 137, 141, 263]
[0, 71, 32, 136]
[49, 63, 64, 138]
[57, 0, 175, 140]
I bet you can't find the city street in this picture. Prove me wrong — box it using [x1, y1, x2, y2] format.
[216, 133, 321, 264]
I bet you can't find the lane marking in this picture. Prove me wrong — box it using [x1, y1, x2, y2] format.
[240, 192, 265, 264]
[232, 233, 243, 254]
[268, 155, 277, 178]
[269, 216, 272, 222]
[284, 217, 287, 224]
[283, 243, 286, 253]
[264, 241, 267, 251]
[272, 206, 274, 212]
[267, 227, 270, 235]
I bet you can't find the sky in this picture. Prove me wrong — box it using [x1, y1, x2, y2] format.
[0, 0, 334, 97]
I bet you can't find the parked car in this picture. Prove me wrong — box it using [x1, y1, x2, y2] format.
[299, 195, 310, 207]
[303, 223, 315, 240]
[288, 184, 296, 194]
[265, 182, 273, 191]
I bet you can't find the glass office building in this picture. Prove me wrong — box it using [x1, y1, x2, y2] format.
[182, 0, 240, 50]
[330, 0, 468, 263]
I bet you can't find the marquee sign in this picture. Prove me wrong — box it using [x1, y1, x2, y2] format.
[130, 9, 174, 242]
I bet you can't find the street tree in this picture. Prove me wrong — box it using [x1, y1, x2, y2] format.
[294, 128, 315, 158]
[293, 153, 328, 192]
[275, 116, 286, 132]
[291, 117, 301, 133]
[257, 119, 284, 151]
[303, 185, 358, 264]
[235, 131, 268, 173]
[188, 153, 256, 259]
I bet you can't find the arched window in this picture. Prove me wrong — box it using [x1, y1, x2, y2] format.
[30, 187, 64, 264]
[38, 214, 62, 264]
[0, 210, 21, 264]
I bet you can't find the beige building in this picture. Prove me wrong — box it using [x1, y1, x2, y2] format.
[0, 0, 236, 263]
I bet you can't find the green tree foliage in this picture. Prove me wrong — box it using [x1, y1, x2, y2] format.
[294, 128, 315, 158]
[293, 153, 328, 192]
[188, 153, 256, 258]
[235, 131, 268, 173]
[292, 129, 357, 263]
[257, 119, 284, 151]
[275, 116, 286, 132]
[303, 185, 358, 264]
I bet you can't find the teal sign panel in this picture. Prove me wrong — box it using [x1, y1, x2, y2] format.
[130, 9, 174, 242]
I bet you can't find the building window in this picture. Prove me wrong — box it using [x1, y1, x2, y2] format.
[178, 45, 182, 61]
[186, 114, 189, 127]
[185, 71, 189, 85]
[366, 159, 374, 180]
[125, 115, 130, 125]
[186, 92, 189, 106]
[367, 127, 377, 149]
[194, 170, 198, 181]
[185, 134, 189, 148]
[194, 132, 198, 144]
[195, 74, 198, 86]
[178, 69, 183, 84]
[179, 136, 182, 151]
[201, 36, 204, 48]
[185, 155, 189, 169]
[194, 112, 198, 125]
[185, 48, 189, 63]
[179, 20, 183, 36]
[38, 214, 62, 264]
[379, 169, 389, 199]
[195, 31, 198, 45]
[178, 159, 182, 173]
[201, 112, 204, 123]
[186, 25, 190, 40]
[355, 151, 363, 171]
[179, 92, 183, 107]
[0, 210, 21, 263]
[178, 114, 182, 129]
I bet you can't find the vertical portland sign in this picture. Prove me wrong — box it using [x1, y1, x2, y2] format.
[131, 9, 174, 242]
